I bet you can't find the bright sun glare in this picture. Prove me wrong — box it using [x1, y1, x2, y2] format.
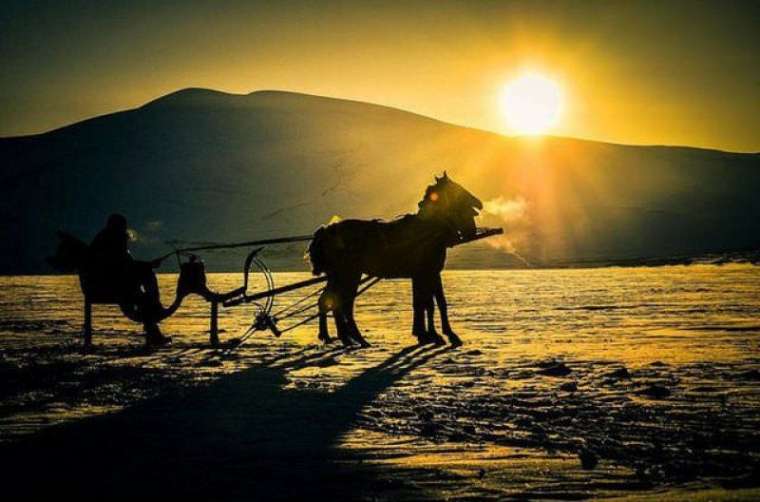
[500, 73, 563, 135]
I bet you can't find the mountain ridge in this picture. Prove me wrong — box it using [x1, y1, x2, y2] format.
[1, 88, 759, 274]
[4, 87, 757, 155]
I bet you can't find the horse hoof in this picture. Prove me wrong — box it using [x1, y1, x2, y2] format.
[146, 335, 172, 348]
[428, 333, 445, 346]
[415, 330, 434, 345]
[448, 337, 463, 348]
[416, 336, 432, 345]
[442, 330, 462, 347]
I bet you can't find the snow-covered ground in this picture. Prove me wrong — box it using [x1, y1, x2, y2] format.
[1, 266, 759, 499]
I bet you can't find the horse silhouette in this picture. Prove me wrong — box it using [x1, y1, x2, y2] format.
[308, 173, 482, 347]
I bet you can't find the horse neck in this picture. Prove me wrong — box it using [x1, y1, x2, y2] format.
[411, 212, 457, 245]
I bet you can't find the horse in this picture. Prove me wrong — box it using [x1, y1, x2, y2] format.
[308, 172, 483, 347]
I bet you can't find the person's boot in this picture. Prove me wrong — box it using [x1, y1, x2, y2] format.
[145, 324, 172, 347]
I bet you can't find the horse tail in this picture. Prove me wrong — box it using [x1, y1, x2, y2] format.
[308, 226, 328, 276]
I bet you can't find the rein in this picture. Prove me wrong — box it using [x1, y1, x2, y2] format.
[154, 234, 314, 264]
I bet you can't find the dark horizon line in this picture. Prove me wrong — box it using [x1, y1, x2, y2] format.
[2, 86, 758, 156]
[13, 252, 760, 278]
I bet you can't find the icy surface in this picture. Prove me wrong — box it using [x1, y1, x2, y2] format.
[1, 265, 759, 499]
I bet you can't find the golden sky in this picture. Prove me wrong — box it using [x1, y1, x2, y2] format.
[1, 1, 758, 151]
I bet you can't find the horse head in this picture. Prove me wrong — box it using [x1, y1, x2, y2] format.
[418, 172, 483, 241]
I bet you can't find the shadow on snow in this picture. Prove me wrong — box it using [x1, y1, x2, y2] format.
[1, 344, 452, 500]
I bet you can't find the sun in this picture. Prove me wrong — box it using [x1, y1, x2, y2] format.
[500, 72, 563, 135]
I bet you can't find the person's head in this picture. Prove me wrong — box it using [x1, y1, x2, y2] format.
[106, 213, 128, 233]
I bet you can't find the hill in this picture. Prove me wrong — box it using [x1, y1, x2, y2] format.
[1, 88, 759, 274]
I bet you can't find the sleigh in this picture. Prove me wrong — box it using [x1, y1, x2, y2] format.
[49, 227, 503, 349]
[49, 232, 253, 347]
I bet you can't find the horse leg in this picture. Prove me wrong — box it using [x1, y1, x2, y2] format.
[333, 304, 353, 347]
[412, 277, 431, 344]
[328, 279, 354, 347]
[434, 273, 462, 347]
[342, 274, 370, 348]
[426, 293, 445, 346]
[317, 285, 334, 344]
[318, 311, 331, 343]
[420, 275, 445, 345]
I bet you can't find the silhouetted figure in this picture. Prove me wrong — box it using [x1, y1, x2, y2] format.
[309, 173, 482, 347]
[89, 214, 171, 346]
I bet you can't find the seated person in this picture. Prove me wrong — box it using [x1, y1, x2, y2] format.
[89, 214, 171, 346]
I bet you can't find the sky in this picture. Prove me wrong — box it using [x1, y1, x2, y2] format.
[1, 0, 758, 152]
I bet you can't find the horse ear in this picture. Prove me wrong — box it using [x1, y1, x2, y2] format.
[434, 174, 440, 182]
[443, 170, 448, 179]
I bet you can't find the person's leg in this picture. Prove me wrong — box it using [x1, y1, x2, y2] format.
[133, 262, 160, 306]
[132, 261, 170, 346]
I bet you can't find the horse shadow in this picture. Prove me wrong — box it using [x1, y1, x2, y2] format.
[1, 344, 450, 500]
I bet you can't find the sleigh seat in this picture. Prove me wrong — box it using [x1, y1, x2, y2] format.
[49, 231, 243, 348]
